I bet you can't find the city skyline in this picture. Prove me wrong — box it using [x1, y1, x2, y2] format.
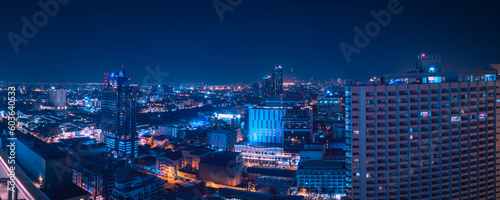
[2, 1, 500, 200]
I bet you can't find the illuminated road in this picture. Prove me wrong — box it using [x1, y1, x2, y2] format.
[136, 168, 246, 191]
[0, 147, 49, 200]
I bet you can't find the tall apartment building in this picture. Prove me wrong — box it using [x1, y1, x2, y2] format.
[101, 70, 138, 159]
[262, 75, 273, 96]
[262, 65, 284, 96]
[272, 64, 284, 96]
[346, 65, 500, 199]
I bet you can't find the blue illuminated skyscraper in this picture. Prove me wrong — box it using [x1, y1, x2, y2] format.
[246, 104, 285, 143]
[101, 69, 137, 159]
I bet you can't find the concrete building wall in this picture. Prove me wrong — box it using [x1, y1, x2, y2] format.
[347, 80, 500, 199]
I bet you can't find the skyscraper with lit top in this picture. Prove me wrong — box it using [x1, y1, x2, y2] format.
[273, 64, 284, 96]
[101, 69, 137, 159]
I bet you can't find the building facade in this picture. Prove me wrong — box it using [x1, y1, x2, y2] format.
[110, 175, 163, 200]
[158, 122, 186, 138]
[101, 70, 138, 159]
[73, 156, 115, 200]
[49, 88, 67, 109]
[156, 151, 182, 179]
[297, 161, 345, 195]
[246, 104, 286, 144]
[346, 68, 500, 199]
[234, 142, 299, 169]
[207, 128, 237, 152]
[282, 106, 313, 144]
[317, 96, 343, 114]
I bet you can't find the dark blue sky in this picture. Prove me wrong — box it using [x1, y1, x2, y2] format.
[1, 0, 499, 84]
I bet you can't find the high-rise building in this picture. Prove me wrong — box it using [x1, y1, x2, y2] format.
[262, 75, 273, 96]
[273, 64, 284, 96]
[262, 65, 284, 96]
[282, 105, 313, 144]
[346, 65, 500, 199]
[246, 104, 286, 143]
[101, 70, 138, 159]
[252, 82, 260, 95]
[207, 128, 237, 151]
[49, 88, 67, 109]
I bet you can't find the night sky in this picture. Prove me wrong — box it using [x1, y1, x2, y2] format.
[1, 0, 499, 84]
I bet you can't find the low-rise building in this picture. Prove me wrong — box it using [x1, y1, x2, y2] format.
[198, 151, 243, 186]
[158, 122, 186, 138]
[111, 175, 163, 200]
[234, 142, 299, 169]
[156, 150, 182, 179]
[73, 155, 115, 200]
[296, 160, 345, 195]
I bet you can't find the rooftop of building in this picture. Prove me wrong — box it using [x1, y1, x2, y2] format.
[254, 175, 295, 194]
[41, 184, 90, 200]
[209, 128, 236, 135]
[185, 148, 213, 156]
[15, 132, 68, 160]
[115, 174, 162, 192]
[324, 148, 345, 156]
[201, 151, 241, 167]
[246, 167, 296, 178]
[235, 141, 284, 148]
[59, 137, 94, 145]
[298, 160, 344, 170]
[137, 156, 157, 166]
[219, 188, 304, 200]
[160, 150, 183, 161]
[352, 67, 499, 86]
